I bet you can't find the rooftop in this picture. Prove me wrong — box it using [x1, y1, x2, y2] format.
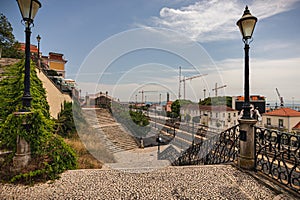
[264, 107, 300, 117]
[293, 121, 300, 130]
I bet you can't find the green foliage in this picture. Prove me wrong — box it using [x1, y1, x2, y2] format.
[129, 110, 149, 127]
[111, 102, 150, 137]
[199, 96, 232, 107]
[0, 60, 77, 184]
[0, 13, 22, 58]
[171, 99, 193, 118]
[55, 101, 77, 138]
[0, 60, 50, 121]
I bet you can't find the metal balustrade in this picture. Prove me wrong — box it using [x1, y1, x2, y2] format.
[170, 125, 240, 166]
[254, 126, 300, 193]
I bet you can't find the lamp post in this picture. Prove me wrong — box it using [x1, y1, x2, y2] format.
[36, 34, 41, 68]
[17, 0, 42, 109]
[237, 6, 257, 119]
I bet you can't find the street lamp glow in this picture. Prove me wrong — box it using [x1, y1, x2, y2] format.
[17, 0, 41, 25]
[237, 6, 257, 41]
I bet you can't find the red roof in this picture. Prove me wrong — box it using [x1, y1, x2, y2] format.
[264, 107, 300, 117]
[19, 43, 38, 53]
[293, 121, 300, 130]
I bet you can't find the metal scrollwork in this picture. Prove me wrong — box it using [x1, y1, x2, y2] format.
[255, 126, 300, 193]
[173, 125, 240, 166]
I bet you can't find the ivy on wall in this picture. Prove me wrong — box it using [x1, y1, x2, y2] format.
[0, 60, 77, 184]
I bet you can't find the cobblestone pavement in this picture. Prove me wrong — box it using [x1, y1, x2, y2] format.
[0, 165, 296, 200]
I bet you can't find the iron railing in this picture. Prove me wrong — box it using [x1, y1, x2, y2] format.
[171, 125, 239, 166]
[255, 126, 300, 193]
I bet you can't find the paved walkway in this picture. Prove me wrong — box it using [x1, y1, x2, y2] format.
[0, 165, 296, 199]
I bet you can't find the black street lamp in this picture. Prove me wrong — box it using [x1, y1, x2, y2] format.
[36, 34, 41, 68]
[237, 6, 257, 119]
[17, 0, 42, 109]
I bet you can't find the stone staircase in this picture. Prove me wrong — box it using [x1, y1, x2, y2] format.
[82, 108, 139, 154]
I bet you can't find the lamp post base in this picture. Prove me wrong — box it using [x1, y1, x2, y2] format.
[238, 118, 257, 170]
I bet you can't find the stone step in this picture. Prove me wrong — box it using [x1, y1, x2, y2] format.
[82, 108, 139, 154]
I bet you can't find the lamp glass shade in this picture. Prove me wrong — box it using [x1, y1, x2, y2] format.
[237, 7, 257, 40]
[17, 0, 41, 21]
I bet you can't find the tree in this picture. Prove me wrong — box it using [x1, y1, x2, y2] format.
[199, 96, 232, 107]
[0, 13, 22, 58]
[171, 99, 193, 118]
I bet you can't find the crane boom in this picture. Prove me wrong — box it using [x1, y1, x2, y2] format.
[180, 73, 208, 100]
[275, 88, 284, 107]
[212, 83, 227, 97]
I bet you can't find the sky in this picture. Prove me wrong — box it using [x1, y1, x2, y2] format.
[1, 0, 300, 105]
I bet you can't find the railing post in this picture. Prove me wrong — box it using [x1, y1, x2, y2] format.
[238, 119, 257, 170]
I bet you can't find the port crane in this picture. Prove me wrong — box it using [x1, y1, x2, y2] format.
[212, 83, 227, 97]
[276, 88, 284, 107]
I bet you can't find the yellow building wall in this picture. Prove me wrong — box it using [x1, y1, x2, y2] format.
[49, 62, 65, 71]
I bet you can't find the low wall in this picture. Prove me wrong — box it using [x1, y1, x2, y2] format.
[36, 69, 72, 119]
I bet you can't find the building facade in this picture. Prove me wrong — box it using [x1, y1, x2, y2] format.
[262, 107, 300, 132]
[180, 104, 239, 131]
[232, 95, 266, 114]
[42, 52, 67, 77]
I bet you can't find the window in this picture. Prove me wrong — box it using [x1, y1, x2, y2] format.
[223, 113, 225, 118]
[216, 113, 218, 118]
[228, 113, 231, 118]
[233, 113, 236, 117]
[267, 118, 271, 125]
[278, 119, 282, 126]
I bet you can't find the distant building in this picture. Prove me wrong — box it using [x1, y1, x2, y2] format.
[262, 107, 300, 132]
[232, 95, 266, 114]
[165, 101, 173, 112]
[42, 52, 67, 78]
[199, 105, 239, 131]
[180, 103, 200, 122]
[180, 104, 239, 131]
[292, 121, 300, 134]
[19, 43, 38, 55]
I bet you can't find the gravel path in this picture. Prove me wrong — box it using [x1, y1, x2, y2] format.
[0, 165, 294, 200]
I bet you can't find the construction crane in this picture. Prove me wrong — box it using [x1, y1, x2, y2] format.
[180, 73, 208, 100]
[212, 83, 227, 97]
[276, 88, 284, 107]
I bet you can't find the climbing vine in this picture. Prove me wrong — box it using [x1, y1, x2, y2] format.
[0, 60, 77, 184]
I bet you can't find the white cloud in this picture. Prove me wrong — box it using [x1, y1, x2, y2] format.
[216, 57, 300, 102]
[148, 0, 298, 42]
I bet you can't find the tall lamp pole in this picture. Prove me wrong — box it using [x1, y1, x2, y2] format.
[36, 34, 41, 68]
[17, 0, 42, 110]
[237, 6, 257, 119]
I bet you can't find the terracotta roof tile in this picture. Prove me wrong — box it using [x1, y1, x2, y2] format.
[293, 121, 300, 130]
[264, 107, 300, 117]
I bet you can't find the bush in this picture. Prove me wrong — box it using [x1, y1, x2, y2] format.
[55, 101, 77, 138]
